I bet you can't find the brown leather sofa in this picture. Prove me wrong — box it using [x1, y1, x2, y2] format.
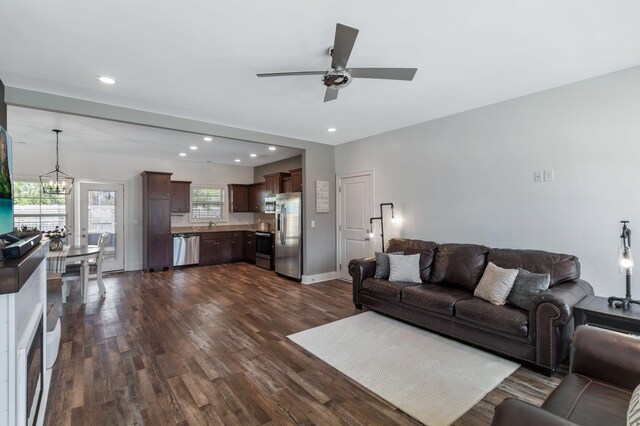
[492, 325, 640, 426]
[348, 238, 594, 374]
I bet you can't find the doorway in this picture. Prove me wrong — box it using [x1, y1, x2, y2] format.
[78, 182, 125, 271]
[337, 171, 374, 281]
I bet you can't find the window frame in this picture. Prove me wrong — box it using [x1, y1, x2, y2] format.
[12, 179, 70, 232]
[189, 184, 228, 223]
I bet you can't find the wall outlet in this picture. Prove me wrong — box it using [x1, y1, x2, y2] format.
[533, 171, 542, 183]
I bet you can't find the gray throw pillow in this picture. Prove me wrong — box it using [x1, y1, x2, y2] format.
[507, 268, 550, 310]
[628, 384, 640, 426]
[374, 251, 404, 279]
[474, 262, 519, 305]
[388, 254, 422, 283]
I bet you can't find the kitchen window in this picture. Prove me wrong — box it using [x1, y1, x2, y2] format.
[190, 185, 226, 222]
[13, 180, 68, 231]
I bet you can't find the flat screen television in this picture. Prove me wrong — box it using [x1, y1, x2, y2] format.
[0, 125, 13, 234]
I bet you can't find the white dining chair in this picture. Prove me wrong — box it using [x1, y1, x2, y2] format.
[61, 231, 110, 303]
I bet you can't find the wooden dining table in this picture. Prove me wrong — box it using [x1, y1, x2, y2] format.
[47, 245, 102, 303]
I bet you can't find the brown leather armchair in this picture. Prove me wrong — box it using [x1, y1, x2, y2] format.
[492, 325, 640, 426]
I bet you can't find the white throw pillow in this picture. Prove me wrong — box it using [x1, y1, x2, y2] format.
[474, 262, 519, 305]
[629, 384, 640, 426]
[388, 254, 422, 283]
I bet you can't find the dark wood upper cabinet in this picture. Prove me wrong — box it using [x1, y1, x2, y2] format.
[290, 168, 302, 193]
[171, 180, 191, 213]
[248, 182, 265, 212]
[146, 171, 172, 199]
[263, 172, 291, 195]
[141, 171, 173, 271]
[228, 184, 250, 212]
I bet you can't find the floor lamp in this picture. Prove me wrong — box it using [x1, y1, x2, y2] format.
[608, 220, 640, 310]
[369, 203, 395, 252]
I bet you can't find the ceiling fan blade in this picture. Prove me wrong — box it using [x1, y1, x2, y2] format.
[348, 68, 418, 81]
[331, 23, 359, 70]
[324, 88, 339, 102]
[257, 71, 325, 77]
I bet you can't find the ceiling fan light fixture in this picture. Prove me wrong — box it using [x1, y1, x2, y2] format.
[321, 69, 352, 89]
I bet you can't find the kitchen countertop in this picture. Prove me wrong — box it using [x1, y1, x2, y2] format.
[171, 225, 273, 234]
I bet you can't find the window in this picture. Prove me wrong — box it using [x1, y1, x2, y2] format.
[13, 181, 67, 231]
[190, 185, 226, 222]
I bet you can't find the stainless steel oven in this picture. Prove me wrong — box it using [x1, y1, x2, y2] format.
[255, 231, 273, 270]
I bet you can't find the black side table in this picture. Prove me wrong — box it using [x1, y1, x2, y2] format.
[574, 296, 640, 335]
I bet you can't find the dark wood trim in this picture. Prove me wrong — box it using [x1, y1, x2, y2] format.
[0, 78, 6, 130]
[0, 242, 47, 294]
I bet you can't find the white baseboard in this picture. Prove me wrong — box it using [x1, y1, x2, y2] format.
[301, 271, 338, 285]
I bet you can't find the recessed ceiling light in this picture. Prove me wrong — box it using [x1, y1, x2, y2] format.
[203, 136, 213, 142]
[327, 127, 337, 132]
[268, 146, 276, 151]
[97, 76, 117, 85]
[250, 153, 257, 158]
[179, 152, 186, 157]
[190, 146, 198, 150]
[234, 159, 241, 162]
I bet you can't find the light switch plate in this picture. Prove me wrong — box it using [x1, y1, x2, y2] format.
[544, 169, 555, 182]
[311, 220, 316, 228]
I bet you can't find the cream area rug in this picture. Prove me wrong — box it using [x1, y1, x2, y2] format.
[288, 311, 519, 426]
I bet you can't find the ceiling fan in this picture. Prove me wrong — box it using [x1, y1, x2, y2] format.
[257, 23, 418, 102]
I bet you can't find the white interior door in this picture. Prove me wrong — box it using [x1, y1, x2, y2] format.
[338, 171, 374, 281]
[78, 182, 125, 272]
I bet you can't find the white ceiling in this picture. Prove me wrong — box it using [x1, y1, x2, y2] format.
[7, 106, 302, 166]
[1, 1, 640, 145]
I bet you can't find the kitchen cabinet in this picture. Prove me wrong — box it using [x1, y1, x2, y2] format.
[290, 168, 302, 192]
[248, 182, 265, 212]
[231, 232, 243, 261]
[228, 184, 250, 212]
[263, 172, 290, 195]
[141, 171, 173, 271]
[244, 232, 256, 263]
[199, 231, 254, 265]
[171, 180, 191, 213]
[282, 176, 292, 193]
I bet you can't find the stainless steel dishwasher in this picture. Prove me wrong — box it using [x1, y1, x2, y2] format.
[173, 233, 200, 267]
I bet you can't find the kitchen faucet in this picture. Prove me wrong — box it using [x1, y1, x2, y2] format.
[208, 220, 217, 228]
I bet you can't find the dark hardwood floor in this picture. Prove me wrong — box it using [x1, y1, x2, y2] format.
[45, 263, 564, 425]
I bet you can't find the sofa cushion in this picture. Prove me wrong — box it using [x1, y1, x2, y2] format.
[361, 278, 420, 301]
[429, 243, 489, 290]
[507, 268, 551, 310]
[488, 248, 580, 287]
[374, 251, 404, 279]
[474, 262, 519, 305]
[542, 373, 631, 426]
[402, 284, 474, 316]
[389, 254, 422, 283]
[387, 239, 438, 282]
[454, 298, 528, 337]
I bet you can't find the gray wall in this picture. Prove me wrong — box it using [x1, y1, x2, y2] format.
[254, 155, 302, 183]
[6, 88, 336, 276]
[336, 65, 640, 297]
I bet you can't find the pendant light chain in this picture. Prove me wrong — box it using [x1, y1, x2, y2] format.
[39, 129, 74, 195]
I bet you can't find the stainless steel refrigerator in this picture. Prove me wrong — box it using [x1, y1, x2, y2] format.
[275, 192, 302, 280]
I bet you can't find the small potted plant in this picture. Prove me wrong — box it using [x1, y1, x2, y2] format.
[45, 225, 71, 251]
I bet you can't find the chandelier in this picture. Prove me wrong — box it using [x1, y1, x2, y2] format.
[39, 129, 74, 195]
